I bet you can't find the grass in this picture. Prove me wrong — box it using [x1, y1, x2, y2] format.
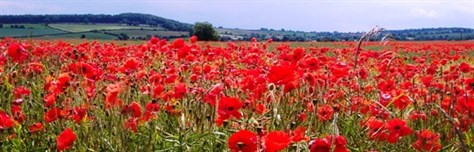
[2, 24, 51, 29]
[33, 32, 117, 40]
[105, 29, 189, 38]
[49, 24, 165, 32]
[0, 28, 66, 38]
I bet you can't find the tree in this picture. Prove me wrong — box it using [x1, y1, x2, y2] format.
[81, 34, 86, 39]
[192, 22, 220, 41]
[118, 33, 129, 40]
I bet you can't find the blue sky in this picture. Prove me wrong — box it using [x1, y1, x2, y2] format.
[0, 0, 473, 32]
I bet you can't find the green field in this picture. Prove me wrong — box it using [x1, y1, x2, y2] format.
[34, 32, 117, 40]
[0, 24, 67, 37]
[0, 23, 180, 40]
[49, 24, 164, 32]
[105, 29, 189, 38]
[0, 28, 66, 37]
[3, 24, 52, 29]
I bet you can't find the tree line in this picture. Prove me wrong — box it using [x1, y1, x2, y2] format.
[220, 27, 474, 42]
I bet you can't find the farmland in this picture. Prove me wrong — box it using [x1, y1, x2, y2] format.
[0, 23, 188, 40]
[48, 24, 164, 32]
[0, 36, 473, 151]
[0, 24, 66, 37]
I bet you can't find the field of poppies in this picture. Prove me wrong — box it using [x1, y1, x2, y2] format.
[0, 37, 473, 152]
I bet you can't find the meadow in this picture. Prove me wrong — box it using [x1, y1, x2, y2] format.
[0, 24, 189, 40]
[0, 37, 473, 152]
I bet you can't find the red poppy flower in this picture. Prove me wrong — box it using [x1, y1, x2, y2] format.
[330, 62, 350, 78]
[128, 102, 142, 117]
[464, 78, 474, 91]
[255, 103, 267, 114]
[11, 105, 25, 122]
[204, 84, 223, 106]
[393, 94, 411, 110]
[177, 46, 190, 60]
[291, 126, 309, 142]
[105, 83, 122, 109]
[251, 37, 257, 43]
[304, 57, 319, 71]
[0, 110, 14, 130]
[57, 128, 76, 151]
[150, 36, 159, 44]
[152, 84, 164, 98]
[326, 135, 349, 152]
[13, 86, 30, 99]
[292, 47, 305, 62]
[29, 122, 44, 133]
[459, 62, 471, 73]
[228, 130, 258, 152]
[124, 117, 139, 133]
[317, 105, 334, 121]
[190, 35, 198, 43]
[385, 118, 413, 143]
[125, 57, 141, 71]
[44, 93, 57, 107]
[264, 131, 291, 152]
[71, 107, 87, 124]
[309, 135, 349, 152]
[217, 96, 243, 120]
[173, 38, 186, 49]
[5, 43, 28, 63]
[45, 107, 62, 123]
[267, 65, 296, 85]
[149, 73, 163, 85]
[298, 112, 307, 122]
[28, 62, 44, 74]
[358, 68, 369, 79]
[309, 138, 330, 152]
[409, 111, 427, 121]
[362, 117, 387, 141]
[377, 79, 396, 92]
[67, 62, 94, 77]
[145, 100, 160, 112]
[173, 83, 187, 99]
[267, 38, 273, 43]
[413, 129, 441, 152]
[57, 73, 71, 89]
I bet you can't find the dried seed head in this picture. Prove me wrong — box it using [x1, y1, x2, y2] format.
[268, 83, 275, 91]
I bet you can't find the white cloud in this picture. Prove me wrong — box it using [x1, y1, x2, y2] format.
[410, 8, 439, 18]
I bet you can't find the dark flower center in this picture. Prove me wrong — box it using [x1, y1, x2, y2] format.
[237, 142, 245, 149]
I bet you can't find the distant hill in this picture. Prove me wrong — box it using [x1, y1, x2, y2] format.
[0, 13, 473, 41]
[0, 13, 192, 31]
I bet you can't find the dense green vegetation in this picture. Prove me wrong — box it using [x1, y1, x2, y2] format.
[218, 27, 474, 41]
[192, 22, 220, 41]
